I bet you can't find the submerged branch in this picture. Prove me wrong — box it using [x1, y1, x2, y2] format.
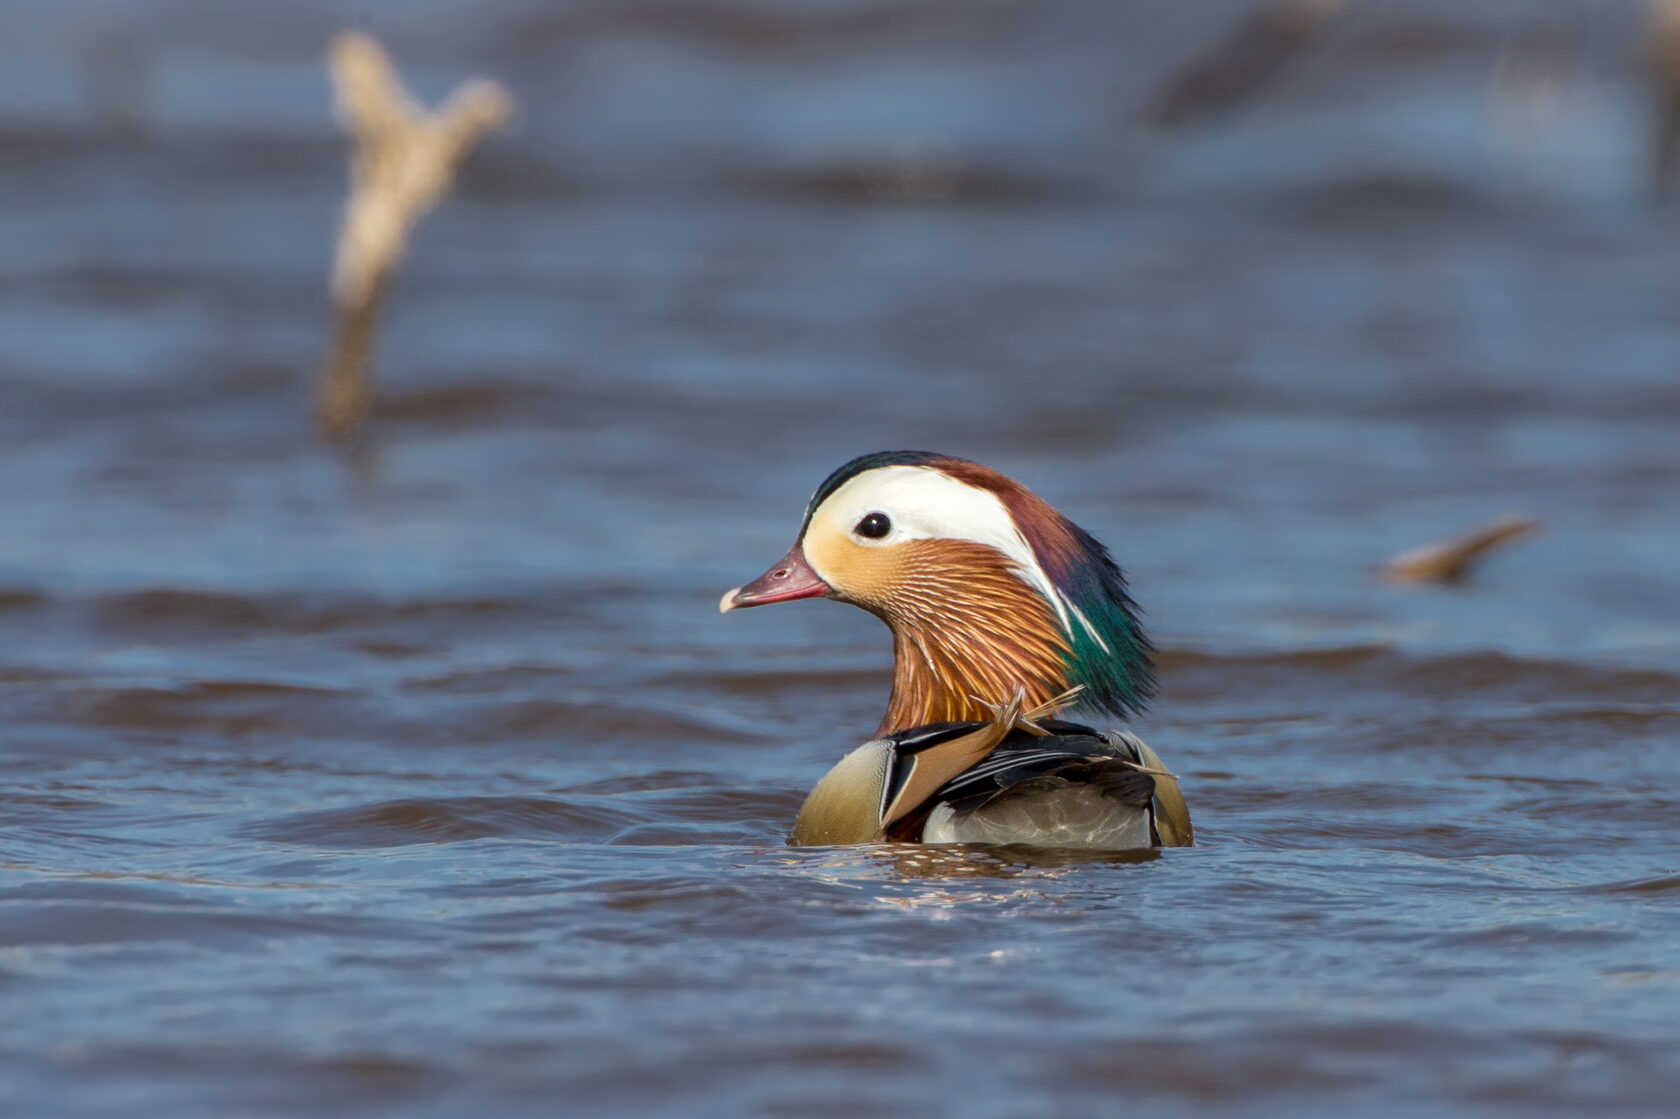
[1143, 0, 1346, 128]
[1650, 0, 1680, 201]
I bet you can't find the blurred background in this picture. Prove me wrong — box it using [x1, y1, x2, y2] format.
[2, 2, 1677, 1117]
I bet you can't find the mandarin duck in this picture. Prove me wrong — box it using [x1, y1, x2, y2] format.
[721, 451, 1192, 850]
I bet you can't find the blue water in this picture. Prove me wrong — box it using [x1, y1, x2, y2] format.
[1, 2, 1677, 1116]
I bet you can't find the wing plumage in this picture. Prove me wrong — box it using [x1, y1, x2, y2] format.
[790, 689, 1193, 850]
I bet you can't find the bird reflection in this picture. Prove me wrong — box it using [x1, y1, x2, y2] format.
[871, 843, 1160, 881]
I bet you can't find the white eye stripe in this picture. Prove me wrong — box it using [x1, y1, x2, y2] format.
[812, 465, 1023, 551]
[806, 465, 1070, 625]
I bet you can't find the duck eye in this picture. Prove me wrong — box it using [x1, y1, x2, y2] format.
[854, 512, 891, 540]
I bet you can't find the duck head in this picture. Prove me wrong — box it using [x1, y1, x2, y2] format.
[722, 451, 1154, 735]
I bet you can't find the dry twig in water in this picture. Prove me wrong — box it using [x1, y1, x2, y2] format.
[315, 33, 513, 441]
[1381, 515, 1538, 585]
[1143, 0, 1345, 128]
[1649, 0, 1680, 201]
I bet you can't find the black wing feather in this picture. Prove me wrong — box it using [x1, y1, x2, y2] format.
[881, 718, 1151, 818]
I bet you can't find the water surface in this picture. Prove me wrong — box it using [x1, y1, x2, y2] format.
[2, 2, 1677, 1116]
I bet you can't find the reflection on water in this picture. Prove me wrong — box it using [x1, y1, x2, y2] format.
[784, 842, 1160, 890]
[1, 1, 1678, 1117]
[869, 843, 1162, 880]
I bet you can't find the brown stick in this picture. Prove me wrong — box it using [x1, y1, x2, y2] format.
[314, 33, 513, 441]
[1381, 515, 1539, 585]
[1143, 0, 1345, 128]
[1650, 0, 1680, 202]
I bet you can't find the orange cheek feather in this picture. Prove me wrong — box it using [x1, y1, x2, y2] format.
[802, 533, 1073, 733]
[802, 532, 905, 612]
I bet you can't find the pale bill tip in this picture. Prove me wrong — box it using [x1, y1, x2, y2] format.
[718, 587, 742, 614]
